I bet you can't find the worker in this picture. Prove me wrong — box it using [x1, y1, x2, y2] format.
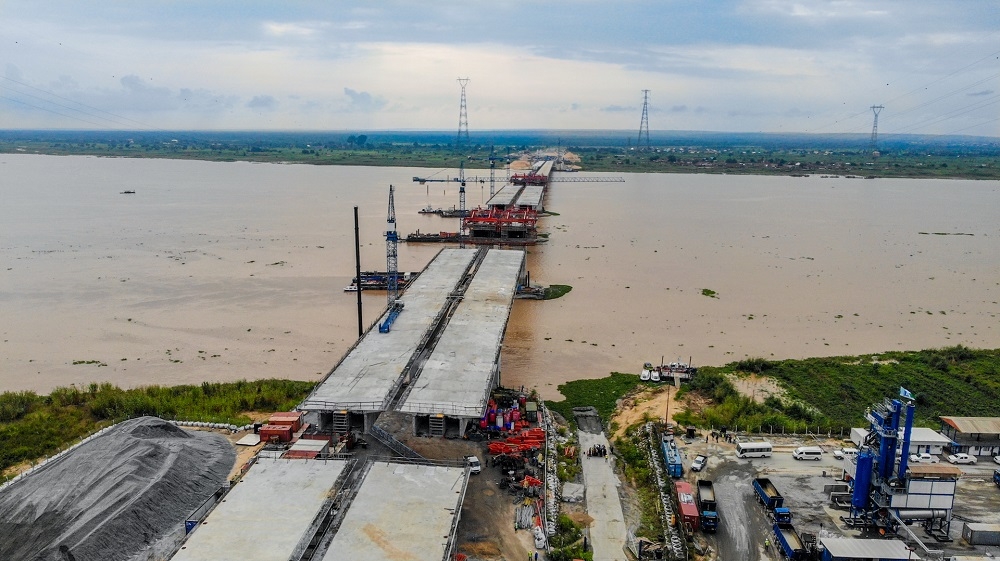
[764, 538, 770, 549]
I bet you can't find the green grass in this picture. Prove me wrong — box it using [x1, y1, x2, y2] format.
[544, 284, 573, 300]
[545, 372, 640, 426]
[701, 288, 718, 298]
[0, 379, 315, 477]
[677, 346, 1000, 432]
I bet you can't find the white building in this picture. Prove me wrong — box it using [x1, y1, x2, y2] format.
[850, 427, 951, 456]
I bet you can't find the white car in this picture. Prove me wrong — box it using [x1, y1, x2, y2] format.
[466, 455, 482, 474]
[691, 455, 708, 472]
[909, 453, 939, 464]
[993, 455, 1000, 465]
[947, 453, 977, 465]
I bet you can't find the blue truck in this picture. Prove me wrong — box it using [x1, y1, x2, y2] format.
[696, 479, 719, 532]
[994, 469, 1000, 487]
[773, 521, 807, 560]
[753, 478, 792, 523]
[661, 434, 683, 478]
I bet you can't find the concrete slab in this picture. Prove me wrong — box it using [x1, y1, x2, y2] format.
[486, 184, 521, 207]
[301, 248, 478, 411]
[578, 431, 627, 561]
[513, 184, 544, 209]
[320, 461, 467, 561]
[399, 248, 523, 417]
[171, 457, 347, 561]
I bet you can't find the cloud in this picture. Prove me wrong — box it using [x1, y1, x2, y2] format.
[263, 22, 325, 37]
[967, 90, 994, 97]
[601, 105, 635, 112]
[670, 105, 688, 113]
[247, 95, 278, 110]
[343, 88, 386, 112]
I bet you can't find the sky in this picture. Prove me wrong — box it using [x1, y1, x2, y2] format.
[1, 1, 998, 136]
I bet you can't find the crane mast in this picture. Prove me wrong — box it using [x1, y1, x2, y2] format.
[379, 184, 404, 333]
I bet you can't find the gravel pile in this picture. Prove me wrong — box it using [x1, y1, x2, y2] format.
[0, 416, 234, 561]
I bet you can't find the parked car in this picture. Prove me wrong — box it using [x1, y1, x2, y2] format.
[833, 448, 859, 460]
[691, 454, 708, 472]
[946, 453, 977, 465]
[909, 453, 939, 464]
[994, 455, 1000, 466]
[466, 455, 482, 474]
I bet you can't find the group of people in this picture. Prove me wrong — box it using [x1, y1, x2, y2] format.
[705, 430, 734, 443]
[587, 444, 609, 457]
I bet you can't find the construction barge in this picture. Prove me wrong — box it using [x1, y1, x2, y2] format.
[343, 271, 419, 292]
[407, 207, 540, 245]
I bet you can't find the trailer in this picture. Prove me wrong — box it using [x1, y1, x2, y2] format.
[675, 480, 700, 531]
[773, 521, 807, 560]
[753, 477, 784, 510]
[696, 479, 719, 532]
[661, 434, 683, 478]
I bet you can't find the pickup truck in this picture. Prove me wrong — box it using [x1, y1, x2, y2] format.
[947, 453, 977, 465]
[909, 453, 939, 464]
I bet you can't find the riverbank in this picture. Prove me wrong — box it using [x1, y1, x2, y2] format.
[2, 138, 998, 180]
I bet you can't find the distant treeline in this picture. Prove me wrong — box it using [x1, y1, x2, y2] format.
[2, 128, 999, 154]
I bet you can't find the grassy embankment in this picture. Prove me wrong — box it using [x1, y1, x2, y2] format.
[0, 379, 314, 480]
[546, 346, 1000, 434]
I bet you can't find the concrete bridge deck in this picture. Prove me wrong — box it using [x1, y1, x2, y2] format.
[300, 248, 478, 413]
[398, 248, 524, 422]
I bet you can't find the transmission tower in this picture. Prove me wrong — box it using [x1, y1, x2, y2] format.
[868, 105, 884, 157]
[385, 184, 399, 306]
[457, 78, 470, 147]
[638, 90, 651, 150]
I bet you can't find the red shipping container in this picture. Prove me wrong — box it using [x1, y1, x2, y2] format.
[259, 424, 293, 443]
[268, 412, 303, 432]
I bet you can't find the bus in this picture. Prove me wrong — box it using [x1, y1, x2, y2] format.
[736, 441, 773, 458]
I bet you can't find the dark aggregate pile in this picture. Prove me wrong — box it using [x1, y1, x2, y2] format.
[0, 416, 234, 561]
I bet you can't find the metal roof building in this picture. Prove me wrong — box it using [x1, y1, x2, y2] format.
[819, 538, 919, 561]
[940, 416, 1000, 456]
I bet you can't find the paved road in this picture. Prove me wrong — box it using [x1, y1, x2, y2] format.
[578, 430, 627, 561]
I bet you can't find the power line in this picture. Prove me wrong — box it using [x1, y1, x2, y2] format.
[0, 94, 110, 128]
[1, 76, 158, 130]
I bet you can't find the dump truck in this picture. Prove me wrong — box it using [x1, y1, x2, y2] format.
[696, 479, 719, 532]
[773, 521, 807, 560]
[753, 478, 784, 509]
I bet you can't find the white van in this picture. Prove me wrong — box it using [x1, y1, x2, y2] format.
[792, 446, 823, 461]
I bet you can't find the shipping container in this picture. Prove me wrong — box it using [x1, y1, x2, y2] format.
[268, 411, 303, 432]
[674, 480, 700, 530]
[259, 424, 293, 443]
[962, 522, 1000, 546]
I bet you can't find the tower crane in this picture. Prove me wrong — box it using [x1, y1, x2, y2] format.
[379, 185, 404, 333]
[458, 162, 467, 249]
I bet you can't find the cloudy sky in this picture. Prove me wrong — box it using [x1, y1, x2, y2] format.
[1, 1, 997, 136]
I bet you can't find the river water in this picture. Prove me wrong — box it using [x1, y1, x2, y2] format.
[2, 154, 998, 398]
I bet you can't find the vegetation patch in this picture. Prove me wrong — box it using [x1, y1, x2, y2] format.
[674, 346, 1000, 433]
[0, 379, 315, 478]
[701, 288, 718, 298]
[545, 372, 640, 428]
[544, 284, 573, 300]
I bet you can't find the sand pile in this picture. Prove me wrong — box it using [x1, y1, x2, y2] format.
[0, 416, 234, 561]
